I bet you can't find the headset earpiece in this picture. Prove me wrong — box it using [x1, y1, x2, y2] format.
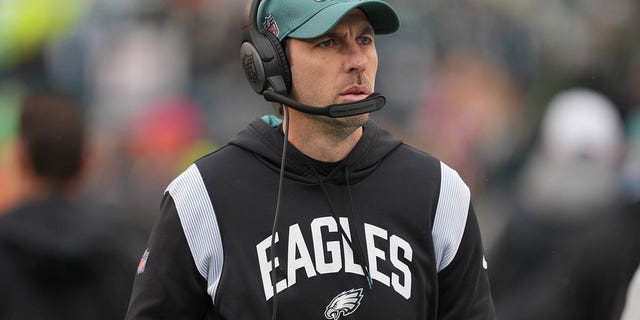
[241, 0, 291, 95]
[261, 30, 291, 94]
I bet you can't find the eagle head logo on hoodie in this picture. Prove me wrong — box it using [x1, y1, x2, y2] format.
[324, 288, 364, 319]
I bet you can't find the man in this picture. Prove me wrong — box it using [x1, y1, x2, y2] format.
[488, 88, 635, 320]
[125, 0, 495, 319]
[0, 90, 144, 319]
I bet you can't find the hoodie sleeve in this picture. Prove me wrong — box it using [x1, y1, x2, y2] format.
[124, 193, 212, 319]
[126, 164, 223, 319]
[432, 162, 496, 319]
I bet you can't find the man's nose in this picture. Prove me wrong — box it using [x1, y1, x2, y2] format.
[344, 43, 368, 73]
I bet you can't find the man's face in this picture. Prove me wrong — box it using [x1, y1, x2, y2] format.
[286, 9, 378, 115]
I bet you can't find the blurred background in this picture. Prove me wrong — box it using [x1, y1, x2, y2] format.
[0, 0, 639, 319]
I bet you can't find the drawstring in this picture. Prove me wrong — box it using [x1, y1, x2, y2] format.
[312, 167, 373, 291]
[344, 168, 374, 290]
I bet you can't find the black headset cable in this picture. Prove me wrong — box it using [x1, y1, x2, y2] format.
[270, 105, 289, 320]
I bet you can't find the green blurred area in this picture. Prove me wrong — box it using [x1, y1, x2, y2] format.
[0, 82, 24, 147]
[0, 0, 85, 69]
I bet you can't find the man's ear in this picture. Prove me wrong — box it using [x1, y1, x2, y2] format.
[14, 137, 33, 177]
[74, 145, 93, 190]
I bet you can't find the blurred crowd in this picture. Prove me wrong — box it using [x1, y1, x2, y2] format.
[1, 0, 639, 319]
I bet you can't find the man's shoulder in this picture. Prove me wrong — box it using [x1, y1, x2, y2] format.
[192, 143, 256, 170]
[168, 142, 270, 189]
[391, 143, 442, 168]
[385, 144, 470, 190]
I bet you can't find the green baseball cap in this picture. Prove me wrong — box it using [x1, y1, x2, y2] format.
[257, 0, 400, 42]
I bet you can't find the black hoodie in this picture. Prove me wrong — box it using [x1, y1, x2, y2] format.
[126, 118, 495, 320]
[0, 196, 145, 320]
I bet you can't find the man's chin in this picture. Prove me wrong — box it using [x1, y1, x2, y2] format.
[310, 106, 368, 138]
[333, 113, 369, 128]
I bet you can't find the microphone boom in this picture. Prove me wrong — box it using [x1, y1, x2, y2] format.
[262, 90, 386, 118]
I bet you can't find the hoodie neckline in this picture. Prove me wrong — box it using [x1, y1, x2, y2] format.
[229, 117, 402, 184]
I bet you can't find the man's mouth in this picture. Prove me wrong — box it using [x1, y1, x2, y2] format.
[339, 86, 369, 102]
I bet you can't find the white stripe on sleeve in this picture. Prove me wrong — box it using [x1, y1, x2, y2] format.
[621, 265, 640, 320]
[432, 161, 470, 272]
[166, 164, 224, 302]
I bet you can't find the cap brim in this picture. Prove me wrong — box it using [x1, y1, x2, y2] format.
[287, 0, 400, 40]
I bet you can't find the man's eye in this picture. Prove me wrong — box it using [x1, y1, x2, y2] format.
[358, 36, 372, 45]
[318, 39, 333, 48]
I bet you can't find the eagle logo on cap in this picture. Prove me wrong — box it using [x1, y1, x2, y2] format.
[324, 288, 364, 320]
[263, 14, 279, 37]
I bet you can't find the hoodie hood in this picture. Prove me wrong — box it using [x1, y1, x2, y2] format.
[229, 117, 402, 184]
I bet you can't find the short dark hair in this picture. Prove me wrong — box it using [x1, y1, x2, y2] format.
[19, 90, 85, 185]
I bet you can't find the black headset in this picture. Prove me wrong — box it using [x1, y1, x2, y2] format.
[240, 0, 291, 95]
